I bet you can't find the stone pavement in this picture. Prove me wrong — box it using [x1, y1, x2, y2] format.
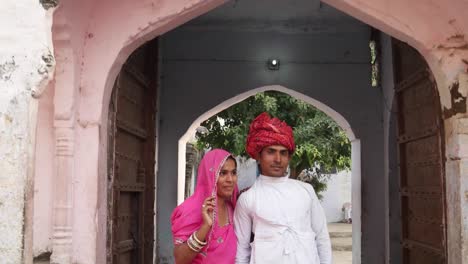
[35, 224, 353, 263]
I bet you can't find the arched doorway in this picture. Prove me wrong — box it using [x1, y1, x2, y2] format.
[177, 85, 362, 263]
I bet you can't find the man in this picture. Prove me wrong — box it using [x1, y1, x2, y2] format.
[342, 202, 352, 224]
[234, 112, 332, 264]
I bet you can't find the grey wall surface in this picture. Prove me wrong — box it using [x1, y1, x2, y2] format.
[156, 26, 386, 263]
[380, 33, 402, 263]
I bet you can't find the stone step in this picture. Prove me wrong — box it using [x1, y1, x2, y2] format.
[332, 237, 353, 251]
[329, 231, 352, 238]
[332, 250, 353, 263]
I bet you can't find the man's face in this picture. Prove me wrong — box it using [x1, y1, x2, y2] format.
[256, 145, 291, 177]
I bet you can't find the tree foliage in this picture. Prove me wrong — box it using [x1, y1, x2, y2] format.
[195, 91, 351, 196]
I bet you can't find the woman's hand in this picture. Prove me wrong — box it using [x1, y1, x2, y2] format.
[201, 196, 215, 228]
[173, 197, 215, 264]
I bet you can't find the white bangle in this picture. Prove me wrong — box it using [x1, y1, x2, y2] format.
[193, 231, 207, 246]
[187, 235, 202, 252]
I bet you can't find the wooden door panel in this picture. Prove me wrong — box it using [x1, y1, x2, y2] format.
[403, 247, 445, 264]
[406, 195, 444, 220]
[115, 132, 144, 159]
[393, 39, 447, 263]
[406, 205, 445, 245]
[405, 163, 443, 187]
[108, 40, 158, 264]
[403, 135, 440, 164]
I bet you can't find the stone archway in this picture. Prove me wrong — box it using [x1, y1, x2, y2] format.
[177, 85, 362, 262]
[42, 0, 468, 263]
[178, 85, 356, 203]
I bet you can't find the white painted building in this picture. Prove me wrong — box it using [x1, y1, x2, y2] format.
[320, 171, 352, 223]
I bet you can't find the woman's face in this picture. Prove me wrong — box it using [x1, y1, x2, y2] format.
[216, 158, 238, 199]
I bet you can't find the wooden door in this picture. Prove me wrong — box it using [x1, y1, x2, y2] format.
[108, 41, 158, 264]
[393, 39, 447, 264]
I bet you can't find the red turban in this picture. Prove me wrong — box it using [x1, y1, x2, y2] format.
[246, 112, 295, 158]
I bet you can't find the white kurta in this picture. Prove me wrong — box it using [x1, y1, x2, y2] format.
[234, 175, 332, 264]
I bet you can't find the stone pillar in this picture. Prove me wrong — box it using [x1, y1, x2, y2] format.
[51, 126, 74, 264]
[445, 73, 468, 263]
[50, 7, 75, 263]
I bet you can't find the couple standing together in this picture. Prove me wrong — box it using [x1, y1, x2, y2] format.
[171, 113, 332, 264]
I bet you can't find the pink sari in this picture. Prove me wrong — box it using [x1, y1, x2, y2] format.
[171, 149, 239, 264]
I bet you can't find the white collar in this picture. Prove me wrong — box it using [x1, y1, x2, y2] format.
[259, 174, 289, 182]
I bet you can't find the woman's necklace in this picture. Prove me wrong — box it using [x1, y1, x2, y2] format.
[220, 204, 229, 226]
[216, 205, 230, 244]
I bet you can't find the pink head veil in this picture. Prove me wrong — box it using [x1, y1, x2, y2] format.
[171, 149, 239, 263]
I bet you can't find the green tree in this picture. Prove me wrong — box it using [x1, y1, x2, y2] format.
[195, 91, 351, 197]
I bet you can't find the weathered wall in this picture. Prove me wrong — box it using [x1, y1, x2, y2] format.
[0, 0, 55, 263]
[445, 108, 468, 263]
[159, 25, 385, 263]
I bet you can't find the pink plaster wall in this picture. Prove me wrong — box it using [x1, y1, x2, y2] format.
[36, 0, 468, 262]
[79, 0, 227, 125]
[66, 0, 94, 110]
[32, 0, 96, 259]
[33, 83, 55, 256]
[72, 125, 100, 264]
[49, 0, 229, 262]
[78, 1, 230, 261]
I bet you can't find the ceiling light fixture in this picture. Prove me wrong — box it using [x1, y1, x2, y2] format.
[267, 58, 280, 70]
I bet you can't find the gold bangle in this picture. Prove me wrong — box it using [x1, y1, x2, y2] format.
[193, 232, 207, 246]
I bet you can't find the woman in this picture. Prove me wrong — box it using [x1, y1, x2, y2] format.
[171, 149, 239, 264]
